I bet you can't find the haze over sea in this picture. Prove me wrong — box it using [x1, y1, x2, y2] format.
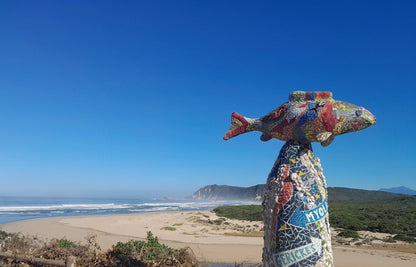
[0, 196, 257, 224]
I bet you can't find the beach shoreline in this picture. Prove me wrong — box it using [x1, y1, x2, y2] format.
[1, 210, 415, 266]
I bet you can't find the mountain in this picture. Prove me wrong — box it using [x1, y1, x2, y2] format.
[189, 184, 265, 201]
[379, 186, 416, 195]
[190, 184, 410, 202]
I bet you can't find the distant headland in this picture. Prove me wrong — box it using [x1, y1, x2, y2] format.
[188, 184, 416, 201]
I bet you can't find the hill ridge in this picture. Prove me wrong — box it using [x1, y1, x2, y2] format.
[190, 184, 411, 203]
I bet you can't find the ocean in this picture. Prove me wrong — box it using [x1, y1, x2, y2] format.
[0, 196, 259, 224]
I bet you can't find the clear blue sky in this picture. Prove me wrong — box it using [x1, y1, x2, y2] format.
[0, 0, 415, 198]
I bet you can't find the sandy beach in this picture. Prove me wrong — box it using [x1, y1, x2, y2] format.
[1, 210, 415, 266]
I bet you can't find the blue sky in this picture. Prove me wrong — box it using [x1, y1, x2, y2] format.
[0, 0, 415, 198]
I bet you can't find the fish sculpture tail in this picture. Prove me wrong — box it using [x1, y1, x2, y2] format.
[223, 112, 251, 140]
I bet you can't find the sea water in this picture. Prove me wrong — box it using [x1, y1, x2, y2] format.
[0, 196, 259, 224]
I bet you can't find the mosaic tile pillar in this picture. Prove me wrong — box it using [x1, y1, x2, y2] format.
[262, 140, 333, 267]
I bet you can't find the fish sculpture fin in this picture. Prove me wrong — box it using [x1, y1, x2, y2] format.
[316, 132, 335, 147]
[316, 132, 332, 142]
[260, 133, 272, 142]
[223, 112, 251, 140]
[321, 136, 335, 147]
[289, 91, 333, 103]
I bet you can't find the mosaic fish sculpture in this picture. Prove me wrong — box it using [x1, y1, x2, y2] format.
[223, 91, 376, 146]
[224, 91, 376, 267]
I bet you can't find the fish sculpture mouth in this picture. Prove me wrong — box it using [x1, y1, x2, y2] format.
[366, 115, 376, 126]
[367, 112, 377, 125]
[224, 91, 376, 147]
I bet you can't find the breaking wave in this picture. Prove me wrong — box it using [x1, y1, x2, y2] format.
[0, 197, 259, 224]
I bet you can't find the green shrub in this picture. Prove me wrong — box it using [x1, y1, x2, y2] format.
[337, 229, 361, 239]
[213, 205, 262, 221]
[55, 238, 81, 249]
[329, 201, 416, 239]
[207, 218, 224, 225]
[382, 237, 397, 243]
[0, 230, 13, 241]
[393, 233, 415, 243]
[161, 226, 176, 231]
[110, 231, 177, 262]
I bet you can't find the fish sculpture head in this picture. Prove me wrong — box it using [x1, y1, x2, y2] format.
[332, 100, 376, 137]
[224, 91, 376, 147]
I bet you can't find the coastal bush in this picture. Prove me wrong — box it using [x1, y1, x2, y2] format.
[55, 238, 82, 249]
[37, 239, 91, 262]
[109, 239, 146, 265]
[0, 230, 13, 241]
[393, 233, 415, 243]
[329, 201, 416, 237]
[161, 226, 177, 231]
[109, 231, 196, 266]
[0, 230, 198, 266]
[2, 233, 33, 253]
[207, 218, 225, 225]
[337, 229, 361, 239]
[213, 205, 262, 221]
[382, 237, 397, 243]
